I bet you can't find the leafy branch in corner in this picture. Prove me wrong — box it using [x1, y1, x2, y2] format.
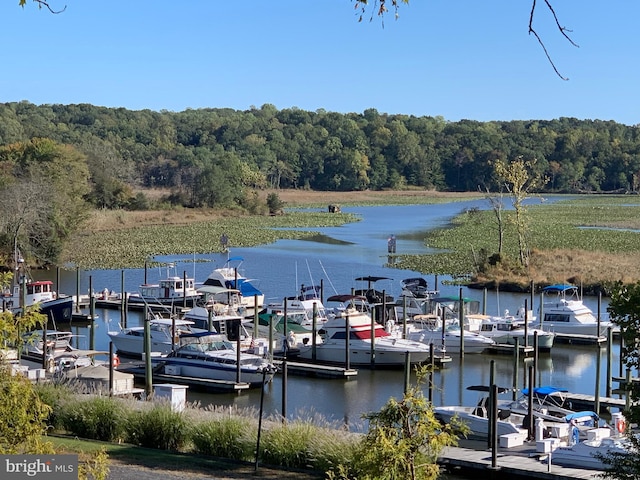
[19, 0, 66, 14]
[356, 0, 579, 80]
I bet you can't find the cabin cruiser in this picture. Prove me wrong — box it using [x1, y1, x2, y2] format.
[202, 256, 264, 313]
[128, 271, 201, 307]
[535, 285, 618, 337]
[475, 311, 554, 351]
[108, 317, 199, 357]
[402, 314, 495, 354]
[151, 332, 276, 387]
[294, 294, 432, 367]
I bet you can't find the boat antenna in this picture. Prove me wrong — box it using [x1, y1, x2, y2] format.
[318, 260, 339, 296]
[305, 259, 317, 293]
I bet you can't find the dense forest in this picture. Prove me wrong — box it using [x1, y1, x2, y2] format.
[1, 100, 640, 264]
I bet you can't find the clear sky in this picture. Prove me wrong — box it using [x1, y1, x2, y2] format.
[2, 1, 639, 125]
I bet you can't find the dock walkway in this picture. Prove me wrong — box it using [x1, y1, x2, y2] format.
[439, 440, 605, 479]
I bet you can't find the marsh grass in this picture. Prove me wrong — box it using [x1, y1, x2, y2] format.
[395, 195, 640, 288]
[190, 416, 256, 461]
[41, 386, 360, 476]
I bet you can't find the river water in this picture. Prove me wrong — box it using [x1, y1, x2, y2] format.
[41, 199, 622, 432]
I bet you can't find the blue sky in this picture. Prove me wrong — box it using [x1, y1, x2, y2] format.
[2, 1, 639, 125]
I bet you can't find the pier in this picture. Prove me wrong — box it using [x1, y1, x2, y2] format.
[439, 440, 603, 480]
[118, 363, 252, 393]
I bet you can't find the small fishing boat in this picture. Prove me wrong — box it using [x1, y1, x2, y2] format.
[151, 332, 276, 387]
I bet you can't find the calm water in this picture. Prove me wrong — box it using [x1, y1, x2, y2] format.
[40, 199, 623, 431]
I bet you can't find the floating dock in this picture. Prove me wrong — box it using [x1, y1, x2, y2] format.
[439, 440, 605, 480]
[274, 359, 358, 379]
[118, 364, 252, 393]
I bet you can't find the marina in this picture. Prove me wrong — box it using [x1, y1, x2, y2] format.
[14, 201, 635, 479]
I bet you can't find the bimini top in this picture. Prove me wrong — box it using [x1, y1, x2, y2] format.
[521, 386, 568, 396]
[542, 284, 579, 294]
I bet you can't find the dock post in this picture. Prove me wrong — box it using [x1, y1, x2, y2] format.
[109, 341, 114, 397]
[512, 337, 519, 401]
[281, 357, 288, 423]
[527, 365, 534, 440]
[428, 344, 434, 402]
[458, 288, 464, 357]
[488, 360, 495, 448]
[606, 327, 613, 397]
[482, 288, 487, 315]
[89, 275, 95, 350]
[254, 368, 268, 473]
[490, 383, 498, 469]
[183, 270, 187, 308]
[345, 314, 351, 370]
[236, 334, 241, 384]
[625, 368, 631, 410]
[403, 352, 410, 394]
[533, 331, 538, 390]
[402, 296, 408, 338]
[594, 335, 601, 415]
[253, 295, 259, 340]
[144, 307, 152, 398]
[268, 315, 274, 362]
[312, 302, 318, 361]
[370, 308, 376, 369]
[120, 270, 126, 327]
[75, 267, 80, 313]
[524, 299, 529, 347]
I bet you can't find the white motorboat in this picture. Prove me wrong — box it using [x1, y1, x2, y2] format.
[128, 270, 201, 307]
[434, 386, 529, 439]
[536, 285, 618, 337]
[202, 255, 264, 312]
[550, 430, 631, 470]
[181, 306, 262, 352]
[107, 317, 198, 357]
[257, 286, 330, 346]
[151, 332, 276, 387]
[402, 315, 495, 354]
[295, 294, 432, 367]
[21, 330, 77, 359]
[475, 312, 555, 351]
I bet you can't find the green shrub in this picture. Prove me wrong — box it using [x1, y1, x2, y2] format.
[126, 404, 188, 450]
[191, 416, 256, 461]
[58, 396, 127, 442]
[260, 420, 316, 469]
[33, 382, 74, 432]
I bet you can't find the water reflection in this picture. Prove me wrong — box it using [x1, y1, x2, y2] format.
[37, 199, 622, 431]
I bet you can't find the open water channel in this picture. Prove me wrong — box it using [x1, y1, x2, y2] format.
[40, 198, 622, 433]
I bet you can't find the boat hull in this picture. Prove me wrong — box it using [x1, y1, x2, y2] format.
[296, 341, 432, 367]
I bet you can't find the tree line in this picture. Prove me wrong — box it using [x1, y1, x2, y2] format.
[1, 100, 640, 265]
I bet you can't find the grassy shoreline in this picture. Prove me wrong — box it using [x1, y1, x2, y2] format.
[61, 190, 640, 291]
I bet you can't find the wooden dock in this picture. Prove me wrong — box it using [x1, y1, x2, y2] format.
[555, 391, 628, 413]
[118, 364, 252, 393]
[439, 440, 606, 480]
[274, 359, 358, 379]
[553, 333, 606, 346]
[485, 344, 536, 356]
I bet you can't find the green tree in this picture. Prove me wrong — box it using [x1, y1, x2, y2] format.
[0, 138, 90, 264]
[493, 156, 548, 267]
[600, 281, 640, 479]
[332, 366, 465, 480]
